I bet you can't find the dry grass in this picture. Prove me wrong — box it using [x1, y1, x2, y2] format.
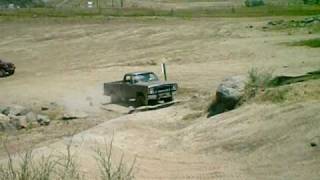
[242, 68, 274, 102]
[0, 138, 135, 180]
[94, 138, 135, 180]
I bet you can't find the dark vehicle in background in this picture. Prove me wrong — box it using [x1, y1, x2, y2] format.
[104, 71, 178, 106]
[0, 59, 15, 77]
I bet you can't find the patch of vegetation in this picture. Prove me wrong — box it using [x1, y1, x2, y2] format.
[0, 138, 135, 180]
[258, 87, 290, 103]
[243, 68, 274, 101]
[243, 69, 320, 103]
[94, 138, 135, 180]
[290, 38, 320, 48]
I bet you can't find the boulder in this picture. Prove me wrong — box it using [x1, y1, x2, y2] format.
[216, 76, 246, 108]
[37, 114, 50, 126]
[2, 105, 30, 116]
[208, 76, 246, 117]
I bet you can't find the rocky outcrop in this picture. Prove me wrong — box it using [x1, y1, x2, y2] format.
[0, 104, 51, 131]
[2, 105, 30, 116]
[208, 76, 246, 117]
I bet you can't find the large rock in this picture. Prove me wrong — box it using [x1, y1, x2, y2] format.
[208, 76, 246, 117]
[216, 76, 246, 108]
[2, 105, 30, 116]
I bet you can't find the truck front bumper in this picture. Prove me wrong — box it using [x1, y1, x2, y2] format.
[148, 92, 176, 100]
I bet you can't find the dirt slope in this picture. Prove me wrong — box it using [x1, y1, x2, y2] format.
[11, 99, 319, 179]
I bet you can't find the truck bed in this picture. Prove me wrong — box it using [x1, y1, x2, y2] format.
[103, 81, 123, 96]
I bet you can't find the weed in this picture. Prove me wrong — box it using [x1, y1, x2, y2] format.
[0, 136, 135, 180]
[94, 138, 135, 180]
[259, 88, 290, 103]
[291, 38, 320, 48]
[243, 68, 273, 101]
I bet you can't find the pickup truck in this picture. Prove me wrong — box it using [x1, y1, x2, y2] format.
[104, 71, 178, 106]
[0, 59, 15, 77]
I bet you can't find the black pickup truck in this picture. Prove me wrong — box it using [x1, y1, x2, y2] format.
[104, 71, 178, 106]
[0, 59, 15, 77]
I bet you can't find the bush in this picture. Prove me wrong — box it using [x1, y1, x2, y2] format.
[291, 38, 320, 48]
[259, 88, 290, 103]
[94, 138, 135, 180]
[0, 138, 135, 180]
[243, 68, 273, 101]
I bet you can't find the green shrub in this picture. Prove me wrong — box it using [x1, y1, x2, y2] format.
[243, 68, 273, 101]
[291, 38, 320, 48]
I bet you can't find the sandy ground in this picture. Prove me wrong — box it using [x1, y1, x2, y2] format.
[0, 16, 320, 179]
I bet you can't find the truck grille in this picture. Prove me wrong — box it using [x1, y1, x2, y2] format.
[156, 85, 171, 93]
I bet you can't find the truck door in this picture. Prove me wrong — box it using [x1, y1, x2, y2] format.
[122, 75, 135, 100]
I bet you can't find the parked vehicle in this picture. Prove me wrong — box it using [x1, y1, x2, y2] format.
[104, 71, 178, 106]
[0, 59, 15, 77]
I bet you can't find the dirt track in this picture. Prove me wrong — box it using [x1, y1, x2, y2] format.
[0, 16, 320, 179]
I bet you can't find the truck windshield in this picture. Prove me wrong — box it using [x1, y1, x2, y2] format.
[133, 73, 159, 83]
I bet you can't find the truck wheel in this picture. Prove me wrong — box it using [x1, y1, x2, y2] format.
[9, 70, 15, 75]
[136, 95, 146, 107]
[0, 69, 5, 77]
[164, 97, 173, 103]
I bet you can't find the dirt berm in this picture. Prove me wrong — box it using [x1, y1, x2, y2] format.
[2, 99, 317, 179]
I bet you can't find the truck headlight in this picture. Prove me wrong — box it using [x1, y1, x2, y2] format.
[172, 84, 177, 91]
[149, 87, 155, 94]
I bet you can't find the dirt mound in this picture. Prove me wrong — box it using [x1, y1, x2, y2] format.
[2, 98, 319, 179]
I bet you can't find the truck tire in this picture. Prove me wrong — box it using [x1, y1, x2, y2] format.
[136, 94, 146, 107]
[163, 97, 173, 103]
[8, 69, 15, 75]
[0, 69, 5, 77]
